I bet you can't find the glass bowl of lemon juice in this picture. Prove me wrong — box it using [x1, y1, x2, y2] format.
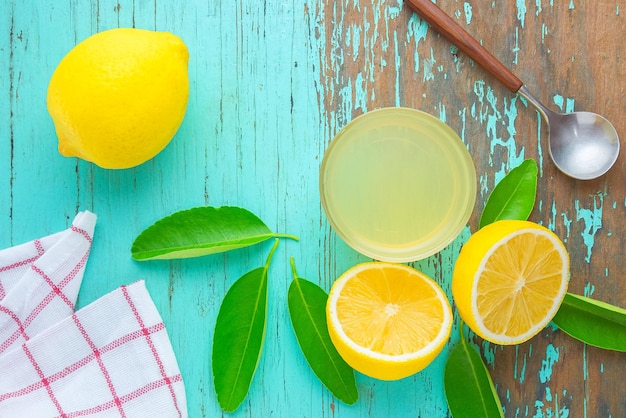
[320, 107, 477, 262]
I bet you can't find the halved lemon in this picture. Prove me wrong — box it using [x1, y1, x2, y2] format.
[452, 220, 570, 345]
[326, 262, 452, 380]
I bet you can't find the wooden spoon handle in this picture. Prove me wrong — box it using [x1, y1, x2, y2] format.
[405, 0, 523, 93]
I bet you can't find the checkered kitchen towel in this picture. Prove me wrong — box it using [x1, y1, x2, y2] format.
[0, 212, 187, 417]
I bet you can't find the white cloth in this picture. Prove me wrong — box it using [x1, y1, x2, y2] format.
[0, 212, 187, 417]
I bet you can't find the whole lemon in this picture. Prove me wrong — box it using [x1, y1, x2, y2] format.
[47, 28, 189, 169]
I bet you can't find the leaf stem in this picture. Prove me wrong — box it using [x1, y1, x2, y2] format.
[275, 233, 300, 242]
[289, 256, 298, 279]
[264, 238, 280, 269]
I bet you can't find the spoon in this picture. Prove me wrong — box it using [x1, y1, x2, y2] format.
[405, 0, 620, 180]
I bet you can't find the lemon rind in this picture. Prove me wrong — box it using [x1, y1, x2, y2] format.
[328, 262, 453, 362]
[470, 227, 570, 345]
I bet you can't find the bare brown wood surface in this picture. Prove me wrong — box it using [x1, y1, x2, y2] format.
[404, 0, 524, 92]
[320, 1, 625, 416]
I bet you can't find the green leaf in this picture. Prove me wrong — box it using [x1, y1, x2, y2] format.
[212, 240, 278, 412]
[287, 258, 358, 405]
[552, 293, 626, 352]
[131, 206, 298, 260]
[479, 159, 538, 228]
[444, 324, 504, 418]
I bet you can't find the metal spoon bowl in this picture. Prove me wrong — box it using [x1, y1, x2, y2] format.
[406, 0, 620, 180]
[519, 86, 620, 180]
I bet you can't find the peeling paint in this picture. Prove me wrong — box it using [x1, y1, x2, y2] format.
[463, 2, 473, 25]
[311, 1, 623, 415]
[584, 282, 595, 297]
[561, 212, 573, 242]
[575, 192, 604, 263]
[406, 14, 429, 74]
[516, 0, 527, 28]
[515, 345, 528, 384]
[552, 94, 575, 113]
[539, 344, 559, 384]
[471, 82, 524, 182]
[549, 201, 557, 230]
[423, 47, 436, 81]
[482, 340, 497, 367]
[531, 345, 570, 418]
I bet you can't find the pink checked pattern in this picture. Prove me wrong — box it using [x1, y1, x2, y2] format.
[0, 213, 95, 356]
[0, 281, 187, 417]
[0, 212, 187, 417]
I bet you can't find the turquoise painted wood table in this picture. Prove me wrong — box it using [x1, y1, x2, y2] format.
[2, 1, 625, 417]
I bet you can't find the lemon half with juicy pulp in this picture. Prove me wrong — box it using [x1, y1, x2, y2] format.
[47, 28, 189, 169]
[326, 262, 452, 380]
[452, 220, 570, 345]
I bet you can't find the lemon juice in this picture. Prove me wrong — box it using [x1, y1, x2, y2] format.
[320, 107, 476, 262]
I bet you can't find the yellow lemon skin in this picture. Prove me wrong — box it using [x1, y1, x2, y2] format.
[47, 28, 189, 169]
[452, 220, 569, 345]
[327, 321, 449, 381]
[326, 262, 453, 381]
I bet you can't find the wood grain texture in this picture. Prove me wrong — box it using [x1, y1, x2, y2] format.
[1, 1, 625, 417]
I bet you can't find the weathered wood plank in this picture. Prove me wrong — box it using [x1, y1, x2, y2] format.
[0, 0, 624, 417]
[322, 1, 625, 417]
